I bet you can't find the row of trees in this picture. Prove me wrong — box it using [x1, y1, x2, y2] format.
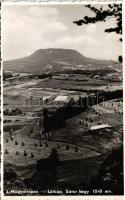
[4, 108, 22, 116]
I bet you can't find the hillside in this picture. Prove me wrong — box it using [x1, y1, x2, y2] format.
[3, 48, 118, 74]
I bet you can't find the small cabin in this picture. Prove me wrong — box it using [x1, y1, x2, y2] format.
[89, 124, 111, 133]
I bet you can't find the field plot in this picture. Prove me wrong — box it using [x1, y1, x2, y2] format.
[36, 79, 122, 91]
[4, 79, 84, 112]
[52, 99, 123, 152]
[4, 123, 100, 167]
[3, 71, 123, 193]
[4, 98, 123, 185]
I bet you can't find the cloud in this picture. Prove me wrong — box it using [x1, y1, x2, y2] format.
[53, 33, 99, 51]
[2, 6, 67, 60]
[2, 5, 122, 61]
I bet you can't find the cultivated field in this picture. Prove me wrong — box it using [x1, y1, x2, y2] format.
[53, 99, 123, 152]
[4, 98, 123, 185]
[3, 73, 123, 191]
[36, 79, 122, 91]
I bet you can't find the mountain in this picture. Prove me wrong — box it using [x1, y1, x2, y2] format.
[3, 48, 118, 74]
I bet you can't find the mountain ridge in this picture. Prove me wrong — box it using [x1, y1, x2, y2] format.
[4, 48, 118, 74]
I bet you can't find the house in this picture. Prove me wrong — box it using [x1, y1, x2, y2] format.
[89, 124, 111, 133]
[54, 95, 68, 103]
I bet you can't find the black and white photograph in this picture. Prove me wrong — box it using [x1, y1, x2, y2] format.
[2, 3, 123, 196]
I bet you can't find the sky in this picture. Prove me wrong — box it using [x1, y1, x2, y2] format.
[2, 4, 122, 61]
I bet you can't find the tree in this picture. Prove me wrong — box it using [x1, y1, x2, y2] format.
[118, 55, 123, 63]
[74, 4, 122, 41]
[43, 108, 49, 133]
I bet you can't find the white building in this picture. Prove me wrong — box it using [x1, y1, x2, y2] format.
[89, 124, 111, 132]
[54, 95, 68, 103]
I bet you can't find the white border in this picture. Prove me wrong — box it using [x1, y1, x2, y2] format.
[1, 196, 125, 200]
[1, 1, 124, 200]
[123, 0, 125, 197]
[1, 1, 123, 5]
[1, 4, 4, 200]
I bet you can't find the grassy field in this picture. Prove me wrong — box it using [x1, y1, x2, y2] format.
[4, 78, 122, 101]
[52, 99, 123, 152]
[4, 99, 122, 169]
[36, 79, 122, 91]
[3, 75, 123, 190]
[4, 122, 100, 167]
[4, 78, 84, 113]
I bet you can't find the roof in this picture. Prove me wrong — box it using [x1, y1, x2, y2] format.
[90, 124, 111, 131]
[54, 95, 68, 102]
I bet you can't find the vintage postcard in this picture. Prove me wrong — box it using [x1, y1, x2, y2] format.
[1, 1, 124, 200]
